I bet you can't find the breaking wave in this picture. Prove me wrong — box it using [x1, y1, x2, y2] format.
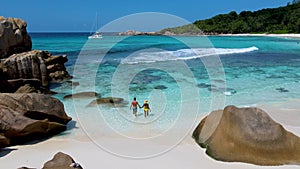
[121, 46, 259, 64]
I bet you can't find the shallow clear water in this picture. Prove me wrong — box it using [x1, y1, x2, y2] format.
[31, 33, 300, 139]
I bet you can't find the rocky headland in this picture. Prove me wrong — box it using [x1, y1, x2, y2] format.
[116, 29, 205, 36]
[0, 17, 71, 94]
[1, 50, 71, 93]
[0, 16, 72, 148]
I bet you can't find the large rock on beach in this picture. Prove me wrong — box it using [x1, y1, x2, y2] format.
[6, 79, 42, 93]
[3, 50, 71, 84]
[193, 105, 300, 166]
[19, 152, 82, 169]
[0, 50, 71, 93]
[0, 93, 71, 147]
[0, 16, 32, 58]
[0, 134, 10, 147]
[0, 17, 71, 94]
[3, 50, 49, 86]
[42, 152, 83, 169]
[14, 84, 39, 93]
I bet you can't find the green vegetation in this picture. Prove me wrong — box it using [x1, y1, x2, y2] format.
[160, 1, 300, 34]
[159, 24, 202, 35]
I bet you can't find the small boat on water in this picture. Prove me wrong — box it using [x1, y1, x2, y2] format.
[88, 12, 102, 39]
[88, 31, 102, 39]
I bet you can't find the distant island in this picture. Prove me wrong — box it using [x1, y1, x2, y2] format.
[117, 30, 162, 36]
[159, 1, 300, 35]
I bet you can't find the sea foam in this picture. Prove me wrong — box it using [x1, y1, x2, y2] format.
[121, 46, 259, 64]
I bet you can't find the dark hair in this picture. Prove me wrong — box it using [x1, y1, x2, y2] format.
[134, 97, 136, 100]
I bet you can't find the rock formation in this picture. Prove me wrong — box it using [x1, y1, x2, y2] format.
[0, 50, 71, 93]
[0, 134, 9, 147]
[193, 105, 300, 166]
[4, 50, 70, 84]
[45, 53, 71, 82]
[0, 93, 72, 147]
[0, 16, 32, 58]
[117, 30, 162, 36]
[0, 16, 71, 94]
[0, 17, 72, 158]
[42, 152, 83, 169]
[19, 152, 83, 169]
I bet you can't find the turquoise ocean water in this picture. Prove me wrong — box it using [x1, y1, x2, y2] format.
[30, 33, 300, 141]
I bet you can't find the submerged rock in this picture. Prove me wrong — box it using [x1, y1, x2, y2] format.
[87, 97, 128, 107]
[197, 83, 211, 88]
[0, 93, 71, 147]
[131, 74, 161, 85]
[154, 85, 167, 90]
[224, 89, 237, 96]
[129, 86, 148, 92]
[193, 105, 300, 166]
[63, 92, 100, 100]
[208, 86, 237, 95]
[276, 87, 289, 93]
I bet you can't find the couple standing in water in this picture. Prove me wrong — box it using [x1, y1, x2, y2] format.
[130, 97, 151, 118]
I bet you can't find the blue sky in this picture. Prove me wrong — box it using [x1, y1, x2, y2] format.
[1, 0, 290, 32]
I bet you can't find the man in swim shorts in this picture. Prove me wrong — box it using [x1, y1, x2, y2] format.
[130, 97, 141, 118]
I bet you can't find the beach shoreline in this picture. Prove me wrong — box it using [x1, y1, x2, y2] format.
[1, 99, 300, 169]
[215, 33, 300, 39]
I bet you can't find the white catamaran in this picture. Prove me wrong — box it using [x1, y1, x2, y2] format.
[88, 13, 102, 39]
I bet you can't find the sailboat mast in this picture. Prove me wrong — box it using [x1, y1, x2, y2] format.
[96, 12, 98, 31]
[88, 12, 102, 39]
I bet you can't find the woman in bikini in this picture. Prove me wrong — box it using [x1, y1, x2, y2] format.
[140, 100, 151, 117]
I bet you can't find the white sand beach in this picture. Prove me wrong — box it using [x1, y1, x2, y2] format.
[1, 99, 300, 169]
[218, 33, 300, 39]
[1, 0, 300, 168]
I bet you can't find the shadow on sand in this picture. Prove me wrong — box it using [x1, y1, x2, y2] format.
[66, 120, 78, 131]
[0, 148, 17, 158]
[0, 120, 78, 154]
